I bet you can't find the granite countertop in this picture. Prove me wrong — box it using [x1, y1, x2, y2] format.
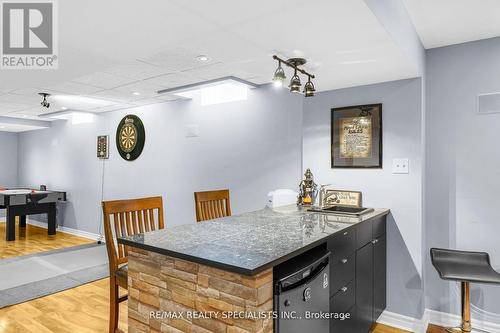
[118, 205, 389, 275]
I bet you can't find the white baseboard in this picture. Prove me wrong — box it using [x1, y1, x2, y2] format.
[378, 309, 500, 333]
[378, 310, 428, 333]
[426, 309, 500, 332]
[0, 219, 102, 242]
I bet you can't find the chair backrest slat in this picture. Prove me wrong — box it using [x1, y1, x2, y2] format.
[102, 196, 165, 274]
[194, 189, 231, 222]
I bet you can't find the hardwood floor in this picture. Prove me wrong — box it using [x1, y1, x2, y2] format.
[0, 278, 127, 333]
[372, 323, 412, 333]
[0, 220, 94, 259]
[0, 220, 440, 333]
[0, 275, 443, 333]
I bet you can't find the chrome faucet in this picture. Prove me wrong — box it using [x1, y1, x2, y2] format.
[318, 184, 332, 208]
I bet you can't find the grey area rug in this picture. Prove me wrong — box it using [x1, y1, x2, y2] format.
[0, 243, 109, 308]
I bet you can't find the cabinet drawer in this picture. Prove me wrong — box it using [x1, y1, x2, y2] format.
[372, 216, 386, 239]
[330, 280, 355, 314]
[330, 305, 356, 333]
[356, 221, 372, 248]
[331, 253, 355, 294]
[328, 228, 356, 262]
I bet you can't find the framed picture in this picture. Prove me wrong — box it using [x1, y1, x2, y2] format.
[331, 103, 382, 168]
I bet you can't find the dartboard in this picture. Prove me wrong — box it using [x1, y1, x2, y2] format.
[116, 115, 145, 161]
[119, 123, 137, 153]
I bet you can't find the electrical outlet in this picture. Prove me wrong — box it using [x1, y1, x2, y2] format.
[392, 158, 409, 174]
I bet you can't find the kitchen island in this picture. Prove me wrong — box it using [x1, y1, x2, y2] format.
[119, 206, 389, 333]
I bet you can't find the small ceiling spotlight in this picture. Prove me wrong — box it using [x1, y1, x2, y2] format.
[272, 60, 286, 87]
[289, 69, 301, 93]
[304, 75, 315, 97]
[272, 55, 316, 97]
[38, 92, 50, 108]
[196, 55, 210, 62]
[132, 91, 141, 96]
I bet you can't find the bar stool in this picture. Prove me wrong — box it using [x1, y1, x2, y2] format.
[430, 248, 500, 333]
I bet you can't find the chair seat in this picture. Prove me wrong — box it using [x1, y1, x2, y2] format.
[431, 248, 500, 284]
[115, 264, 128, 289]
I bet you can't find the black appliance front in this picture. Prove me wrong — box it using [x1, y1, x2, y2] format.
[274, 249, 330, 333]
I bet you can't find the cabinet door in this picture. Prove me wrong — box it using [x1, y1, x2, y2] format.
[373, 235, 387, 321]
[355, 243, 373, 333]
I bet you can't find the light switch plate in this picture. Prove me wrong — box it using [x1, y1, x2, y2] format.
[392, 158, 409, 174]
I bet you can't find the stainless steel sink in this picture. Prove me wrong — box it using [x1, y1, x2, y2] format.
[309, 205, 374, 216]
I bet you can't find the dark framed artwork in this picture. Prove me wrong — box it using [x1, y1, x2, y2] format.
[331, 104, 382, 168]
[116, 114, 146, 161]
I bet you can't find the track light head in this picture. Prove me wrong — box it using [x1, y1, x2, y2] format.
[272, 61, 286, 87]
[38, 92, 51, 108]
[289, 70, 301, 93]
[304, 77, 315, 97]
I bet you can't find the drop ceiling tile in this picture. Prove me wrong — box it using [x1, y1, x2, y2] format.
[43, 81, 103, 95]
[90, 103, 134, 113]
[144, 72, 202, 90]
[0, 102, 34, 113]
[183, 62, 257, 81]
[138, 47, 217, 72]
[9, 87, 63, 96]
[130, 98, 167, 106]
[7, 106, 46, 116]
[91, 90, 138, 103]
[103, 61, 172, 80]
[71, 72, 137, 89]
[0, 92, 41, 104]
[112, 81, 164, 98]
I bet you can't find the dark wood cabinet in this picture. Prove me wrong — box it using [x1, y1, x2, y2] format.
[355, 242, 374, 333]
[328, 214, 387, 333]
[373, 235, 387, 320]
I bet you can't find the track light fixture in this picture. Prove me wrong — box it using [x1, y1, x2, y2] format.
[272, 60, 287, 87]
[38, 92, 50, 108]
[272, 55, 316, 97]
[289, 68, 301, 93]
[304, 75, 315, 97]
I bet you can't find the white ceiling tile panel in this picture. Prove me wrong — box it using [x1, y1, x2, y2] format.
[144, 72, 203, 90]
[112, 81, 165, 98]
[90, 103, 134, 113]
[103, 61, 172, 80]
[43, 81, 103, 95]
[71, 72, 137, 89]
[138, 47, 218, 72]
[91, 90, 140, 103]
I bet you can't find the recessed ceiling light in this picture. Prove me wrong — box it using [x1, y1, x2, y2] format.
[132, 92, 141, 96]
[0, 126, 5, 129]
[22, 115, 28, 118]
[196, 55, 210, 62]
[61, 106, 68, 110]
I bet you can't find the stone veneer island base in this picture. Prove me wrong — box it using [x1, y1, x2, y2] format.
[127, 247, 274, 333]
[119, 207, 390, 333]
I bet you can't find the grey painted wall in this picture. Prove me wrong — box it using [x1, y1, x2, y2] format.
[0, 132, 18, 187]
[426, 37, 500, 323]
[0, 132, 18, 217]
[17, 85, 303, 234]
[303, 78, 425, 319]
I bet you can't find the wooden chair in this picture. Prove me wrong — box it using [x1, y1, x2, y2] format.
[102, 196, 164, 333]
[194, 189, 231, 222]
